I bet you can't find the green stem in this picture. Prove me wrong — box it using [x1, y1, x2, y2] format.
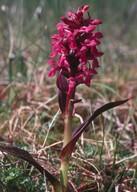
[60, 99, 74, 189]
[63, 102, 73, 147]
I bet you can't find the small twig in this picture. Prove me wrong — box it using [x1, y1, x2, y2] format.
[115, 154, 137, 165]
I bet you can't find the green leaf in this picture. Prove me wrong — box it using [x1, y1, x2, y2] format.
[0, 145, 63, 192]
[60, 98, 129, 161]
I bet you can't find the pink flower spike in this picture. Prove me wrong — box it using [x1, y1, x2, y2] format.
[48, 4, 104, 91]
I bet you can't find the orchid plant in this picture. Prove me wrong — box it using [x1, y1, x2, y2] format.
[48, 4, 104, 188]
[48, 5, 128, 190]
[0, 5, 128, 192]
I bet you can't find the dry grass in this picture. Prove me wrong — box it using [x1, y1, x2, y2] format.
[0, 63, 136, 191]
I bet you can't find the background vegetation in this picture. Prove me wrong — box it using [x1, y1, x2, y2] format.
[0, 0, 137, 191]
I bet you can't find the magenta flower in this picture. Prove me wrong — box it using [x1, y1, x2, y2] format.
[48, 5, 103, 86]
[48, 5, 103, 113]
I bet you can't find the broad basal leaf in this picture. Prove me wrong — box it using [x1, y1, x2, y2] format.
[60, 98, 129, 161]
[0, 145, 62, 191]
